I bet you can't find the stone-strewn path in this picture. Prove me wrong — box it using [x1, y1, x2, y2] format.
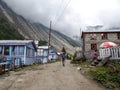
[0, 60, 106, 90]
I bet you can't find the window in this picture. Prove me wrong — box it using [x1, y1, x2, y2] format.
[13, 46, 24, 56]
[0, 46, 3, 54]
[19, 46, 24, 55]
[26, 48, 34, 56]
[40, 49, 44, 56]
[90, 34, 97, 40]
[117, 33, 120, 39]
[37, 49, 43, 56]
[14, 46, 18, 55]
[27, 48, 32, 56]
[4, 46, 9, 55]
[91, 44, 97, 50]
[101, 33, 108, 40]
[11, 46, 15, 55]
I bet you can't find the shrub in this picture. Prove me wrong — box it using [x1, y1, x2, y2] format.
[38, 40, 47, 46]
[111, 73, 120, 87]
[70, 60, 82, 64]
[73, 52, 77, 60]
[61, 47, 66, 54]
[89, 67, 109, 84]
[89, 67, 120, 88]
[0, 18, 24, 40]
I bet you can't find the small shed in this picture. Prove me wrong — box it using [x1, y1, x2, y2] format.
[37, 46, 58, 63]
[0, 40, 37, 66]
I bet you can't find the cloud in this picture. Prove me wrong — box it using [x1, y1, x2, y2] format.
[3, 0, 120, 37]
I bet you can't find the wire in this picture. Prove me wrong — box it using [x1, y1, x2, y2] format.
[47, 0, 64, 26]
[53, 0, 72, 26]
[53, 0, 64, 24]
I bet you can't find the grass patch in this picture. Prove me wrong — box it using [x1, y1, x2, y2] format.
[71, 60, 120, 89]
[70, 60, 82, 64]
[89, 66, 120, 88]
[70, 59, 90, 67]
[0, 18, 24, 40]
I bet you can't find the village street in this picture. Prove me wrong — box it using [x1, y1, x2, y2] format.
[0, 60, 107, 90]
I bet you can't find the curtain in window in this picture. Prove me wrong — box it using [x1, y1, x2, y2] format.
[0, 46, 3, 54]
[19, 46, 24, 55]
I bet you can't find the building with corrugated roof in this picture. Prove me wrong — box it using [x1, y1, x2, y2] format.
[36, 46, 58, 63]
[0, 40, 37, 67]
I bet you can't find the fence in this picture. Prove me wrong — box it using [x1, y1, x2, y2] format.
[5, 56, 23, 70]
[99, 47, 120, 60]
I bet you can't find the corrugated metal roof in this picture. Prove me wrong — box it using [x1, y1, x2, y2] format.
[38, 46, 49, 49]
[83, 29, 120, 33]
[38, 46, 53, 49]
[0, 40, 34, 45]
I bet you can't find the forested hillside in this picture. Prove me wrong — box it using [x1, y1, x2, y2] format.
[0, 18, 24, 40]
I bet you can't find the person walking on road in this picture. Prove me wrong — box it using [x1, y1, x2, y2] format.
[61, 52, 66, 66]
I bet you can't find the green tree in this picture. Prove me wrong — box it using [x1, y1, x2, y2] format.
[73, 51, 77, 60]
[0, 18, 24, 40]
[61, 47, 66, 54]
[38, 40, 47, 46]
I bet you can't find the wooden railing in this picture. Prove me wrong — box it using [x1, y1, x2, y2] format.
[1, 56, 23, 70]
[99, 47, 120, 60]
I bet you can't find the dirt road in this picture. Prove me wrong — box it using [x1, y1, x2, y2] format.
[0, 60, 106, 90]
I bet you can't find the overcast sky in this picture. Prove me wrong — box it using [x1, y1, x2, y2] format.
[3, 0, 120, 37]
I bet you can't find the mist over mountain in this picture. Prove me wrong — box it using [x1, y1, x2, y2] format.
[0, 0, 81, 55]
[86, 25, 103, 30]
[3, 0, 120, 36]
[86, 25, 120, 31]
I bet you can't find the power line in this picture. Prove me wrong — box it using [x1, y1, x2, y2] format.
[53, 0, 72, 26]
[53, 0, 71, 25]
[53, 0, 64, 24]
[48, 0, 64, 24]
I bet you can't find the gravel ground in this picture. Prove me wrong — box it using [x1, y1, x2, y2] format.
[0, 60, 107, 90]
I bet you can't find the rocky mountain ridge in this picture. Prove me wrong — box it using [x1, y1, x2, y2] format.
[0, 0, 80, 55]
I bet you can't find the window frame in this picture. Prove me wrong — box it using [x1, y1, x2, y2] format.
[101, 33, 108, 40]
[4, 45, 9, 55]
[91, 43, 97, 50]
[90, 34, 97, 40]
[0, 46, 3, 54]
[117, 33, 120, 39]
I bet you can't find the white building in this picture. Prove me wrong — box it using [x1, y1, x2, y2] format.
[36, 46, 58, 63]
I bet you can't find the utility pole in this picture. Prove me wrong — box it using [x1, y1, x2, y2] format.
[48, 21, 52, 61]
[48, 21, 52, 47]
[80, 28, 82, 40]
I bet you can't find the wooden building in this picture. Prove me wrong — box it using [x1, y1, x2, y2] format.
[0, 40, 37, 66]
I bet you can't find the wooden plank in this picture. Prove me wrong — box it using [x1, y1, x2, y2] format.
[111, 48, 114, 58]
[99, 47, 120, 60]
[115, 48, 118, 59]
[113, 49, 116, 58]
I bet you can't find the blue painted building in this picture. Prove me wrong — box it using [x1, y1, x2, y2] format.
[37, 46, 58, 63]
[0, 40, 37, 66]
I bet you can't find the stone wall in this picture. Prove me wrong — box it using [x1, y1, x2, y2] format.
[83, 33, 119, 59]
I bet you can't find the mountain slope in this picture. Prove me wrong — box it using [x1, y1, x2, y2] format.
[0, 17, 24, 40]
[0, 0, 80, 55]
